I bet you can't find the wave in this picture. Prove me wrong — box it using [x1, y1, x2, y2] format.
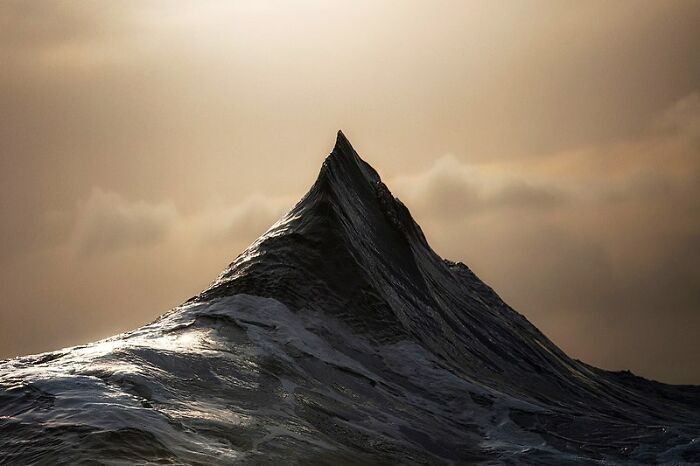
[1, 132, 698, 464]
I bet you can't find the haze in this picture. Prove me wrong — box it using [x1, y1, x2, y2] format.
[1, 0, 699, 383]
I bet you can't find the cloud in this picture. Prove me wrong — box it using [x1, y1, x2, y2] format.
[656, 91, 700, 136]
[392, 154, 567, 221]
[196, 194, 290, 245]
[0, 2, 134, 71]
[71, 188, 178, 255]
[61, 188, 292, 258]
[388, 91, 700, 382]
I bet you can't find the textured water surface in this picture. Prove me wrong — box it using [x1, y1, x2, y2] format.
[1, 132, 698, 464]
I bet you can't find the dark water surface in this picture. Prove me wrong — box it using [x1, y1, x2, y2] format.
[2, 133, 698, 464]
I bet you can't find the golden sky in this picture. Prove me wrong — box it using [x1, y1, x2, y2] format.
[1, 0, 699, 383]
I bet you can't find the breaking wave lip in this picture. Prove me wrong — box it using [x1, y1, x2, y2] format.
[1, 132, 699, 465]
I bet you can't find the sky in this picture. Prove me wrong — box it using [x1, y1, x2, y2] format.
[1, 0, 699, 384]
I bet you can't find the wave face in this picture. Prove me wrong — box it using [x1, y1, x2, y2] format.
[1, 132, 699, 465]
